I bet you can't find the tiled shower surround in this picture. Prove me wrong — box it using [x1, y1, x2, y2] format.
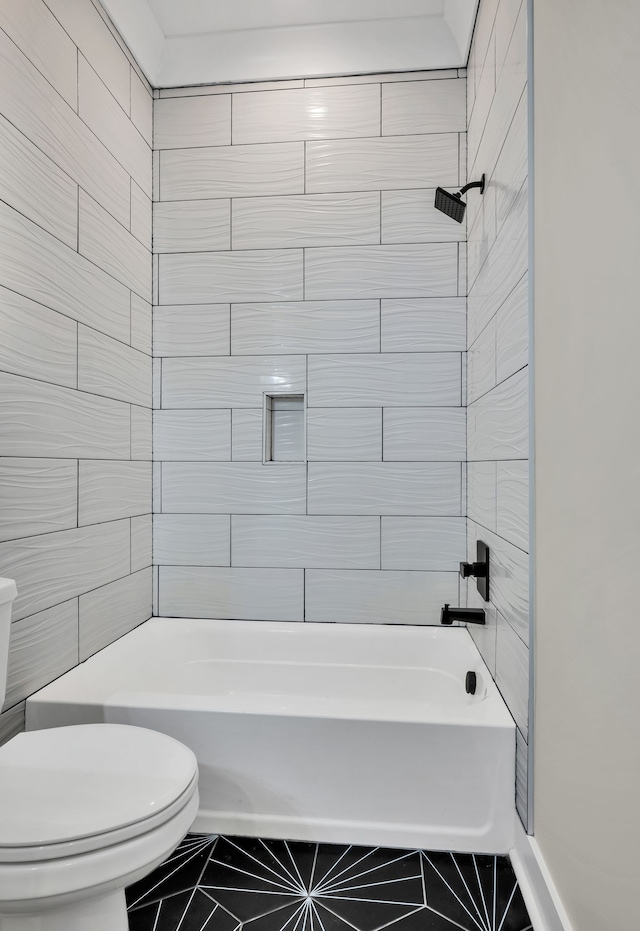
[0, 0, 531, 837]
[0, 0, 153, 741]
[152, 71, 470, 625]
[464, 0, 530, 827]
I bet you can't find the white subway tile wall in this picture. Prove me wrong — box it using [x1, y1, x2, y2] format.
[0, 0, 152, 735]
[154, 69, 467, 626]
[465, 0, 530, 829]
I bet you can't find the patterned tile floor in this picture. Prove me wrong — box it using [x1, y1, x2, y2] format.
[126, 835, 532, 931]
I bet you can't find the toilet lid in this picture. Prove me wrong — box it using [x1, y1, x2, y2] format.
[0, 724, 198, 848]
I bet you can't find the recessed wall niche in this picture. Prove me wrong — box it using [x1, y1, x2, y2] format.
[262, 394, 306, 464]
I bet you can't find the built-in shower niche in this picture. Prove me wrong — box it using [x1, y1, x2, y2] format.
[262, 393, 306, 463]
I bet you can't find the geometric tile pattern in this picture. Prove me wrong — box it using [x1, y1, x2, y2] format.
[127, 835, 532, 931]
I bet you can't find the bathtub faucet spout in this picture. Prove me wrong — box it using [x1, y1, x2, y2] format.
[440, 604, 486, 625]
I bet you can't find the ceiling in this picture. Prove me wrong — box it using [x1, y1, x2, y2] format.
[99, 0, 479, 88]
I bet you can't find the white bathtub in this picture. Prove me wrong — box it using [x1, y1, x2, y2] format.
[26, 618, 516, 853]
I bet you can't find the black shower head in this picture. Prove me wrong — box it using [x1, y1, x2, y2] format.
[435, 187, 467, 223]
[434, 175, 486, 224]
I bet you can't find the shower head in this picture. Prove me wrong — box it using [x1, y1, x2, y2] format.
[434, 175, 486, 223]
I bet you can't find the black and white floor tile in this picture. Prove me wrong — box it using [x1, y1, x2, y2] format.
[126, 835, 532, 931]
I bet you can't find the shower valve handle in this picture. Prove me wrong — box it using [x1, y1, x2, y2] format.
[459, 561, 487, 579]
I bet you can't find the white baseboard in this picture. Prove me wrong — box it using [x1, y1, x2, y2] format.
[510, 819, 574, 931]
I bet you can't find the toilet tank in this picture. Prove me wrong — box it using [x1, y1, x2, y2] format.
[0, 579, 17, 710]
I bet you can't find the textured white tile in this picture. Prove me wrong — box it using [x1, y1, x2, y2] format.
[233, 84, 381, 145]
[496, 274, 528, 383]
[131, 514, 152, 572]
[0, 200, 130, 343]
[307, 409, 382, 461]
[0, 459, 77, 543]
[231, 410, 263, 461]
[44, 0, 131, 113]
[152, 253, 159, 305]
[152, 461, 161, 513]
[231, 301, 379, 355]
[154, 410, 231, 461]
[468, 30, 496, 173]
[380, 298, 466, 352]
[381, 190, 466, 244]
[0, 702, 25, 744]
[0, 287, 77, 389]
[79, 191, 151, 301]
[495, 88, 528, 232]
[131, 69, 153, 146]
[162, 356, 306, 409]
[466, 573, 498, 677]
[232, 193, 380, 249]
[152, 149, 160, 201]
[0, 113, 77, 248]
[79, 568, 151, 661]
[153, 358, 162, 409]
[78, 55, 150, 195]
[305, 570, 458, 625]
[0, 29, 129, 226]
[152, 566, 159, 616]
[467, 462, 497, 532]
[382, 79, 466, 135]
[305, 244, 458, 300]
[159, 250, 303, 305]
[470, 8, 527, 186]
[4, 600, 77, 711]
[78, 327, 151, 407]
[131, 182, 152, 248]
[0, 520, 131, 621]
[467, 184, 497, 297]
[159, 566, 304, 621]
[497, 461, 529, 552]
[79, 461, 151, 526]
[496, 0, 526, 80]
[160, 80, 305, 97]
[131, 406, 152, 460]
[305, 71, 459, 88]
[468, 367, 528, 461]
[153, 200, 230, 253]
[271, 409, 305, 461]
[468, 317, 497, 403]
[162, 463, 306, 515]
[231, 516, 380, 569]
[458, 242, 467, 297]
[308, 354, 461, 408]
[307, 463, 462, 516]
[153, 304, 230, 357]
[0, 372, 129, 459]
[154, 515, 230, 567]
[0, 0, 77, 108]
[381, 518, 466, 570]
[496, 611, 529, 738]
[486, 528, 529, 645]
[160, 143, 304, 201]
[131, 295, 152, 356]
[306, 135, 459, 193]
[516, 728, 529, 830]
[468, 189, 527, 351]
[383, 409, 466, 461]
[154, 95, 231, 149]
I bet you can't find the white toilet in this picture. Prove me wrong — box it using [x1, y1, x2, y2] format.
[0, 578, 199, 931]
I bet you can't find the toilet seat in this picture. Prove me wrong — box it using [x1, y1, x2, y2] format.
[0, 723, 198, 863]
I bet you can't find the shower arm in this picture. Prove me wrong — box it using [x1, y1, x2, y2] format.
[458, 177, 486, 197]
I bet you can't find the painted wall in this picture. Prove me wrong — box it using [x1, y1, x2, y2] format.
[533, 0, 640, 927]
[464, 0, 530, 827]
[0, 0, 153, 740]
[152, 71, 469, 624]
